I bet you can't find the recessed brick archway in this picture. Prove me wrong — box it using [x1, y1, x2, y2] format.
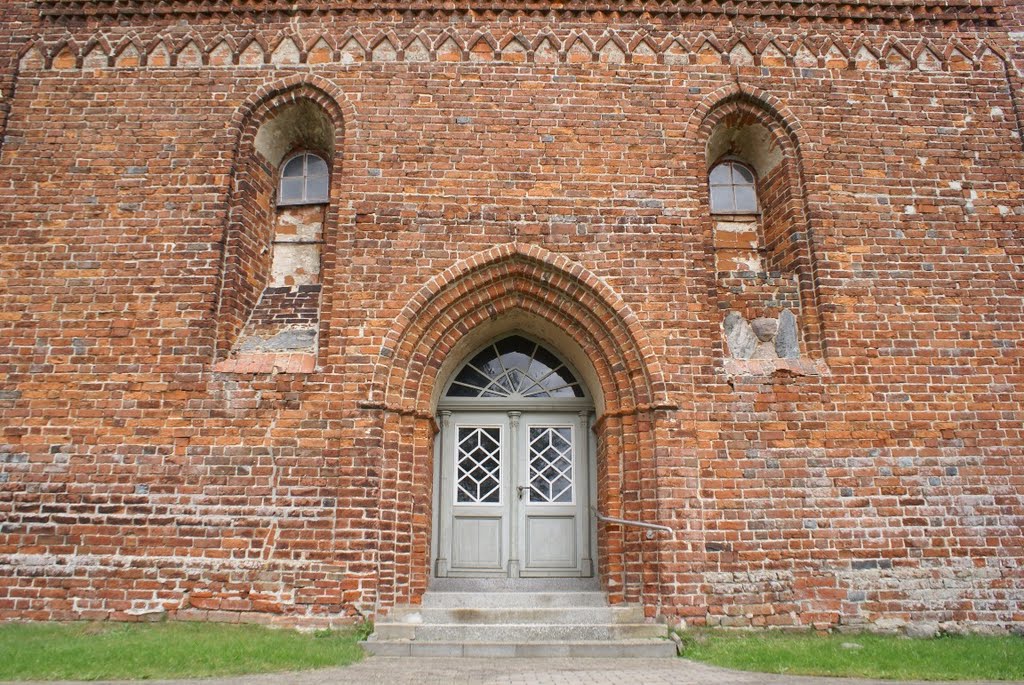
[366, 243, 678, 613]
[214, 77, 352, 361]
[688, 85, 826, 357]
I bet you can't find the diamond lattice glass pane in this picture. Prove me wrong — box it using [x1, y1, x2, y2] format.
[528, 426, 573, 503]
[549, 429, 571, 452]
[551, 477, 572, 503]
[456, 427, 501, 504]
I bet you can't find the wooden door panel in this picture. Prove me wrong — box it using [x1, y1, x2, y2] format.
[519, 415, 587, 576]
[525, 515, 576, 567]
[452, 516, 504, 570]
[438, 410, 591, 578]
[443, 415, 510, 577]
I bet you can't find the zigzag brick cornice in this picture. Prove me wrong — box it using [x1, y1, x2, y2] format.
[19, 27, 1010, 74]
[33, 0, 1001, 27]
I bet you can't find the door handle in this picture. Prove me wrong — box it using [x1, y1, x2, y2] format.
[517, 485, 528, 500]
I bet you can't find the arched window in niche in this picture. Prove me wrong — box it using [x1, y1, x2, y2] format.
[709, 160, 758, 214]
[215, 90, 342, 374]
[704, 97, 823, 366]
[279, 152, 330, 206]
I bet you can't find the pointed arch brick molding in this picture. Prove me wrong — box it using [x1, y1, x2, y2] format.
[361, 243, 698, 612]
[18, 30, 1010, 74]
[370, 242, 670, 415]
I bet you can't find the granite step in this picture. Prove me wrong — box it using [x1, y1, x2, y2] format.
[360, 639, 678, 658]
[373, 621, 666, 642]
[428, 578, 602, 592]
[365, 588, 673, 658]
[389, 605, 644, 625]
[421, 591, 608, 609]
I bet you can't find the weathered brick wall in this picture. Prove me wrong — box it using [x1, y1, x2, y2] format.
[217, 153, 277, 358]
[0, 1, 1022, 632]
[0, 2, 34, 154]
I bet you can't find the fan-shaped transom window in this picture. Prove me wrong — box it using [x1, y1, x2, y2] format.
[446, 336, 585, 399]
[709, 160, 758, 214]
[278, 152, 330, 206]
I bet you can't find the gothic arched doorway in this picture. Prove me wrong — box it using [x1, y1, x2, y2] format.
[432, 334, 596, 578]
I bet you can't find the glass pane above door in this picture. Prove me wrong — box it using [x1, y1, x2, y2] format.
[446, 335, 584, 399]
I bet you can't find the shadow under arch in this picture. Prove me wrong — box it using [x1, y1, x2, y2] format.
[367, 243, 676, 612]
[227, 74, 355, 161]
[686, 82, 807, 149]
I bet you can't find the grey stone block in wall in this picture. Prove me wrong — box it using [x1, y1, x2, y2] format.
[775, 308, 800, 358]
[752, 341, 777, 359]
[905, 622, 940, 639]
[724, 312, 758, 359]
[237, 328, 317, 353]
[751, 317, 778, 342]
[724, 311, 744, 337]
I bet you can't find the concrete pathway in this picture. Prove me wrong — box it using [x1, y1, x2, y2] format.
[23, 657, 1024, 685]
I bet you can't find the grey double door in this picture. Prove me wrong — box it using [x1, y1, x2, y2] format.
[435, 410, 592, 578]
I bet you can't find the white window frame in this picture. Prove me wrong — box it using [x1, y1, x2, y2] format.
[277, 151, 330, 207]
[709, 159, 759, 215]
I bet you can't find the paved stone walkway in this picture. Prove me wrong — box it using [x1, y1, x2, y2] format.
[24, 658, 1024, 685]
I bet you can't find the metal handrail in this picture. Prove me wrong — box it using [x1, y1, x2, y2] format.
[591, 507, 674, 540]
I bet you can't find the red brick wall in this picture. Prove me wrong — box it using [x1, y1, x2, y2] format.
[0, 2, 34, 154]
[0, 2, 1022, 633]
[217, 152, 276, 357]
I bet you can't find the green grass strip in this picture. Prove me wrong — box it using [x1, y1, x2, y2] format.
[0, 621, 366, 681]
[679, 630, 1024, 681]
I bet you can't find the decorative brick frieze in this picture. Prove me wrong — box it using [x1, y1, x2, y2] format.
[18, 30, 1012, 74]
